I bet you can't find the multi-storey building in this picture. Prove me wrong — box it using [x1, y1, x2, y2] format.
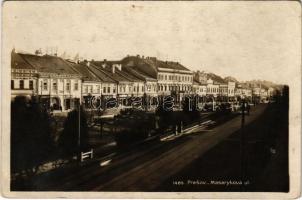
[193, 81, 207, 97]
[122, 56, 193, 104]
[86, 62, 118, 100]
[227, 82, 236, 97]
[206, 79, 220, 97]
[11, 51, 38, 99]
[91, 60, 146, 106]
[123, 66, 158, 97]
[15, 52, 82, 111]
[194, 70, 208, 84]
[67, 61, 105, 108]
[219, 83, 228, 97]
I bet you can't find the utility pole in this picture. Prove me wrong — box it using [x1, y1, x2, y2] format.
[240, 99, 247, 191]
[78, 103, 81, 155]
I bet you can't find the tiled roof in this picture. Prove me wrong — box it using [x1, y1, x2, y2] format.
[115, 68, 143, 82]
[18, 53, 80, 75]
[11, 52, 35, 70]
[123, 67, 157, 82]
[122, 56, 191, 72]
[142, 58, 190, 71]
[91, 62, 142, 83]
[66, 61, 101, 82]
[84, 63, 117, 83]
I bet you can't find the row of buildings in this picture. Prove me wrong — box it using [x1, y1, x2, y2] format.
[11, 50, 275, 112]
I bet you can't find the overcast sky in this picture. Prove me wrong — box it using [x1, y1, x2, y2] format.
[3, 1, 301, 84]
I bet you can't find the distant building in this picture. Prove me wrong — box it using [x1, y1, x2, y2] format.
[193, 80, 207, 97]
[122, 56, 194, 103]
[227, 82, 236, 97]
[219, 83, 228, 97]
[194, 71, 208, 84]
[206, 79, 220, 98]
[268, 87, 275, 97]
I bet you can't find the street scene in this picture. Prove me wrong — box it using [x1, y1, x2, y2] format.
[10, 50, 289, 192]
[5, 1, 295, 194]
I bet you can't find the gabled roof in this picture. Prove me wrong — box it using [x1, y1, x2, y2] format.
[123, 67, 157, 82]
[92, 64, 131, 83]
[11, 52, 35, 70]
[18, 53, 80, 75]
[66, 61, 101, 82]
[91, 62, 143, 83]
[156, 60, 190, 71]
[84, 63, 117, 83]
[141, 57, 190, 71]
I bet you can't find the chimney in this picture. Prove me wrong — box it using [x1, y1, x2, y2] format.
[114, 64, 122, 71]
[112, 65, 115, 74]
[87, 61, 90, 67]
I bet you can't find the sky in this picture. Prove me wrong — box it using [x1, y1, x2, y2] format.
[3, 1, 301, 84]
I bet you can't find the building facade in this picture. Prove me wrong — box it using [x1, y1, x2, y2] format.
[15, 52, 82, 111]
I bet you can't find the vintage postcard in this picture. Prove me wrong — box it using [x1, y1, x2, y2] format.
[1, 1, 301, 199]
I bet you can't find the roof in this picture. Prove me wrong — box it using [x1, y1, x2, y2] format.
[156, 60, 190, 71]
[92, 60, 122, 66]
[141, 57, 190, 71]
[122, 56, 191, 73]
[18, 53, 80, 75]
[66, 61, 101, 82]
[11, 52, 35, 70]
[83, 63, 117, 83]
[123, 67, 157, 82]
[91, 62, 143, 83]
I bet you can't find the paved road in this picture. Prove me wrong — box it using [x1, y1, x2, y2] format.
[38, 104, 267, 191]
[92, 104, 267, 191]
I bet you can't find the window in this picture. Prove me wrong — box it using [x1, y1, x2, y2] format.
[74, 83, 79, 91]
[43, 81, 47, 90]
[19, 80, 24, 89]
[84, 86, 88, 93]
[11, 80, 14, 89]
[103, 87, 106, 93]
[142, 86, 144, 92]
[29, 80, 33, 90]
[53, 82, 57, 90]
[113, 87, 116, 93]
[89, 86, 93, 93]
[107, 87, 110, 93]
[66, 82, 71, 91]
[96, 85, 100, 93]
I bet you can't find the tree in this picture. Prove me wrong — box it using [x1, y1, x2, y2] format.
[58, 106, 89, 157]
[11, 96, 55, 177]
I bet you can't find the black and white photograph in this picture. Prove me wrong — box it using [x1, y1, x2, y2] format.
[1, 1, 301, 198]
